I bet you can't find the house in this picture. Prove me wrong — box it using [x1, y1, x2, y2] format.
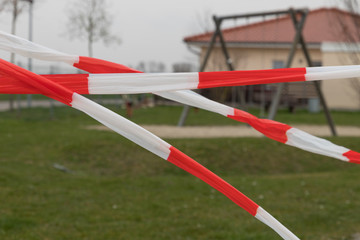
[184, 8, 360, 110]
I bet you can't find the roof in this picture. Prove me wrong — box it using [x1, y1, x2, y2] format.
[184, 8, 360, 45]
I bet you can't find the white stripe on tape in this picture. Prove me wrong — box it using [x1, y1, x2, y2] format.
[0, 30, 79, 65]
[88, 73, 199, 94]
[305, 68, 360, 81]
[286, 128, 349, 161]
[255, 207, 300, 240]
[306, 65, 360, 73]
[156, 90, 234, 117]
[71, 93, 171, 160]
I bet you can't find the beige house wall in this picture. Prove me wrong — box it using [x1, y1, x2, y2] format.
[199, 46, 359, 110]
[200, 46, 322, 71]
[322, 52, 360, 110]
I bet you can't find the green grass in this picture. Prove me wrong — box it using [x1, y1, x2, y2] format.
[1, 106, 360, 239]
[2, 99, 360, 126]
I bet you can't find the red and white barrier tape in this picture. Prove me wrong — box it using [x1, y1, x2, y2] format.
[1, 32, 360, 93]
[158, 90, 360, 163]
[0, 30, 359, 164]
[0, 59, 300, 239]
[3, 66, 360, 94]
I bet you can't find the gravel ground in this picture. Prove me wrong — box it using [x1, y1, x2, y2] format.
[87, 124, 360, 138]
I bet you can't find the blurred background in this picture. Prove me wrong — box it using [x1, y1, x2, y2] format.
[1, 1, 360, 239]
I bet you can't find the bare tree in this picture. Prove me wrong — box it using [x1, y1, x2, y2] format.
[0, 0, 27, 62]
[66, 0, 120, 57]
[172, 62, 196, 72]
[195, 9, 214, 33]
[135, 61, 166, 73]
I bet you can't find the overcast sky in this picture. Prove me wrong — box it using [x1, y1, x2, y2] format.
[0, 0, 340, 72]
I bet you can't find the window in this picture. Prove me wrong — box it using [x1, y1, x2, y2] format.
[312, 61, 322, 67]
[272, 60, 285, 69]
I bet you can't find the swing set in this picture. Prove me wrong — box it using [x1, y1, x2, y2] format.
[179, 8, 337, 137]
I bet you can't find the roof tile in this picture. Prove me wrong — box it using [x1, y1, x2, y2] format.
[184, 8, 360, 44]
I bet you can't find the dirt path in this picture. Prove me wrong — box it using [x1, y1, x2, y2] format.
[87, 124, 360, 138]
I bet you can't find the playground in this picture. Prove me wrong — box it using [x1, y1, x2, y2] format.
[1, 1, 360, 239]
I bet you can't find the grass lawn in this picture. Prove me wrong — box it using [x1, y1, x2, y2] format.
[1, 97, 360, 126]
[0, 106, 360, 239]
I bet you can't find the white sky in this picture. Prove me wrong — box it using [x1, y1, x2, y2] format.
[0, 0, 340, 72]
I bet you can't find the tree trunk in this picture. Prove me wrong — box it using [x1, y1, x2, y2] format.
[88, 32, 93, 57]
[88, 40, 93, 58]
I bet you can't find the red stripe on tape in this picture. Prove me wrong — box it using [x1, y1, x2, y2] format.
[167, 146, 259, 216]
[42, 74, 90, 94]
[0, 74, 90, 94]
[343, 150, 360, 164]
[0, 59, 74, 105]
[228, 109, 292, 143]
[74, 56, 141, 73]
[198, 68, 306, 89]
[0, 74, 35, 94]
